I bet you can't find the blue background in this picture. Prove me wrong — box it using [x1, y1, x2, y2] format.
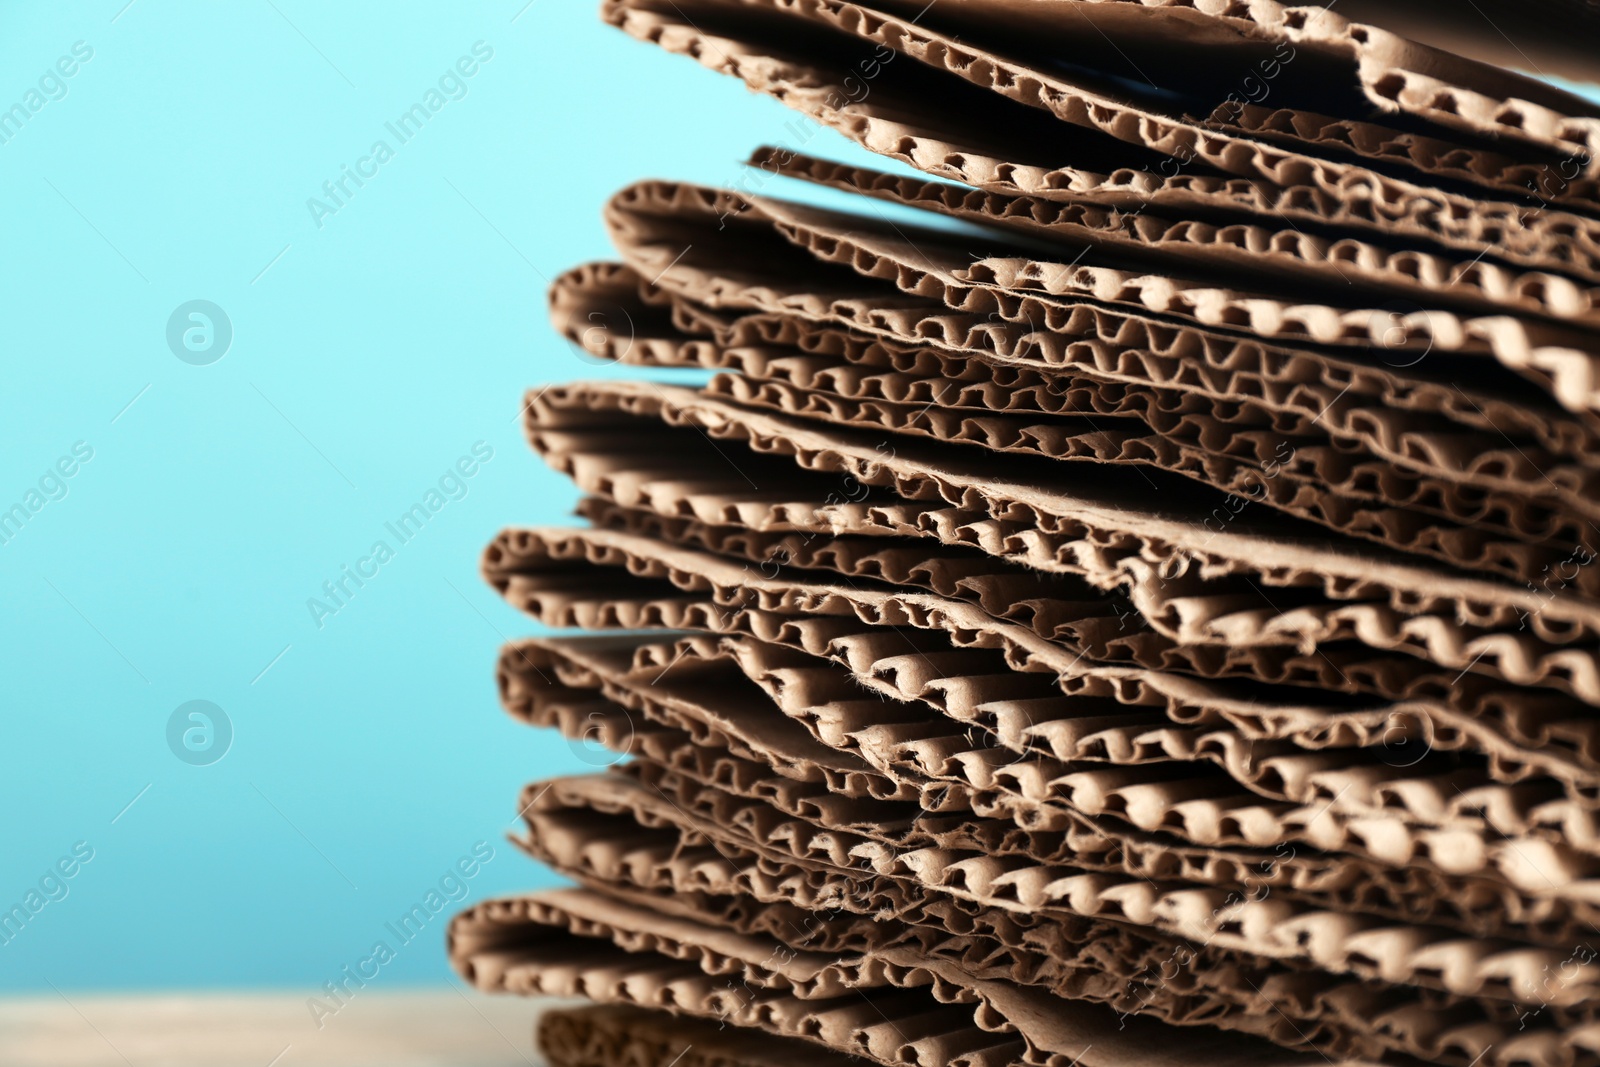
[0, 0, 880, 995]
[3, 0, 1596, 1003]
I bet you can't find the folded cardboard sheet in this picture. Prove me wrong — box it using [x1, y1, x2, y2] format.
[452, 2, 1600, 1064]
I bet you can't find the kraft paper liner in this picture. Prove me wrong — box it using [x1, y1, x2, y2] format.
[602, 0, 1600, 275]
[451, 888, 1374, 1067]
[842, 0, 1600, 172]
[537, 1004, 863, 1067]
[550, 260, 1600, 597]
[509, 771, 1595, 1066]
[551, 260, 1600, 485]
[491, 773, 1600, 1014]
[500, 635, 1600, 945]
[603, 181, 1600, 426]
[751, 147, 1600, 329]
[569, 500, 1600, 802]
[498, 630, 1600, 924]
[514, 382, 1600, 697]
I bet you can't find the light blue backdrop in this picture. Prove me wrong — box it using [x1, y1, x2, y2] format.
[0, 0, 883, 994]
[3, 0, 1595, 1000]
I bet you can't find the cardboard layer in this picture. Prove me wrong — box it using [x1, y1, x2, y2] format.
[754, 148, 1600, 330]
[603, 178, 1600, 423]
[501, 766, 1598, 1066]
[452, 885, 1396, 1067]
[551, 259, 1600, 594]
[836, 0, 1600, 167]
[577, 497, 1600, 798]
[604, 0, 1600, 279]
[497, 633, 1600, 939]
[509, 385, 1600, 704]
[551, 258, 1600, 477]
[538, 1004, 863, 1067]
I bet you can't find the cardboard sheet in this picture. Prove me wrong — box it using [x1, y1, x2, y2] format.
[455, 2, 1600, 1063]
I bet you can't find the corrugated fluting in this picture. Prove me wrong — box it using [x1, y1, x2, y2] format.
[450, 4, 1600, 1066]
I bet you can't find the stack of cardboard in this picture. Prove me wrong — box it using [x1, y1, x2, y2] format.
[450, 2, 1600, 1064]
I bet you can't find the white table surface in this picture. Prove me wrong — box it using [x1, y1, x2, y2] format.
[0, 988, 564, 1067]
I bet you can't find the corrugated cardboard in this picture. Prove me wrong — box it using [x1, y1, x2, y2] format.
[456, 2, 1600, 1063]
